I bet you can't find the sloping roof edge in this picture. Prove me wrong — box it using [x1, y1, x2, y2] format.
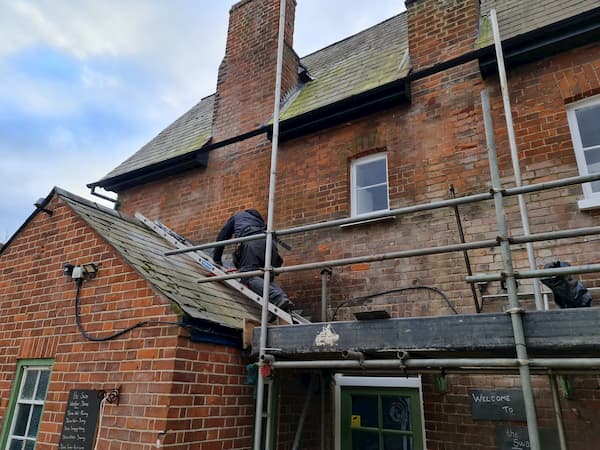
[0, 189, 55, 258]
[478, 6, 600, 75]
[88, 147, 209, 192]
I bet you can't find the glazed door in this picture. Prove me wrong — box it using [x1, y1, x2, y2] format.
[340, 387, 423, 450]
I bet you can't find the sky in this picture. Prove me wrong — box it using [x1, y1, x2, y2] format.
[0, 0, 405, 242]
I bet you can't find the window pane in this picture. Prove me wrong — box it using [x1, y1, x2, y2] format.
[27, 405, 43, 438]
[13, 403, 31, 437]
[20, 371, 38, 400]
[352, 430, 380, 450]
[35, 370, 50, 401]
[382, 396, 411, 431]
[384, 433, 413, 450]
[9, 439, 23, 450]
[356, 159, 386, 188]
[24, 440, 36, 450]
[357, 185, 389, 214]
[351, 395, 379, 428]
[583, 148, 600, 192]
[576, 105, 600, 148]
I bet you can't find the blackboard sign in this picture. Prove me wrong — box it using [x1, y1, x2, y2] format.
[496, 425, 560, 450]
[469, 389, 526, 421]
[58, 390, 103, 450]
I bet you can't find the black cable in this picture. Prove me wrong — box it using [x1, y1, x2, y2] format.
[74, 279, 192, 342]
[331, 285, 458, 321]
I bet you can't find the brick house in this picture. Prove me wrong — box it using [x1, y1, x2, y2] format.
[2, 0, 600, 449]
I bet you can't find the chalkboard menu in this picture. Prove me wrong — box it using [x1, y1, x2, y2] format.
[496, 425, 560, 450]
[469, 389, 526, 421]
[58, 390, 103, 450]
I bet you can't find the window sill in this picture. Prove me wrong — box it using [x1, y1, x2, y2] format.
[339, 215, 395, 229]
[577, 198, 600, 210]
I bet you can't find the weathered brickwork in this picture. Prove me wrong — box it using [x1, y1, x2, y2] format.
[118, 9, 600, 323]
[421, 373, 600, 450]
[212, 0, 297, 140]
[407, 0, 480, 70]
[0, 197, 253, 450]
[115, 0, 600, 448]
[3, 0, 600, 448]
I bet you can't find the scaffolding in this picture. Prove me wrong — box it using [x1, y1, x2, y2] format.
[160, 4, 600, 450]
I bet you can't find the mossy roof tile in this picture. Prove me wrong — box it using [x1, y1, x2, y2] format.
[478, 0, 599, 47]
[281, 13, 409, 121]
[57, 188, 261, 329]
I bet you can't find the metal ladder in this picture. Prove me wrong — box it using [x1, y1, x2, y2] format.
[135, 212, 309, 325]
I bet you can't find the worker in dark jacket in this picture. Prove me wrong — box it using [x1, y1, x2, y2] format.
[213, 210, 293, 319]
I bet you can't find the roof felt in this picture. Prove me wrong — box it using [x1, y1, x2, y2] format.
[478, 0, 600, 47]
[56, 188, 261, 329]
[280, 13, 409, 121]
[102, 95, 215, 180]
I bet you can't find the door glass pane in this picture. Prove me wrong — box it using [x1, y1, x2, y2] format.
[384, 433, 413, 450]
[9, 439, 23, 450]
[27, 405, 43, 438]
[352, 430, 380, 450]
[35, 370, 50, 400]
[351, 395, 378, 428]
[382, 396, 411, 431]
[13, 404, 32, 436]
[576, 105, 600, 148]
[356, 159, 386, 187]
[357, 185, 388, 214]
[21, 371, 38, 400]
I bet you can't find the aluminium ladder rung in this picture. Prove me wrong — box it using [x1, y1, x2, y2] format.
[135, 212, 308, 325]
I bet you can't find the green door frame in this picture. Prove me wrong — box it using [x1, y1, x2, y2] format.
[334, 375, 426, 450]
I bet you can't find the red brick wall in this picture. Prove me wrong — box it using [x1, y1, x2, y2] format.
[421, 373, 600, 450]
[0, 196, 253, 450]
[407, 0, 480, 70]
[212, 0, 298, 140]
[272, 371, 600, 450]
[117, 36, 600, 321]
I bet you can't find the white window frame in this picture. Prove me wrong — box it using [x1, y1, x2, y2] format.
[350, 153, 390, 217]
[566, 95, 600, 210]
[334, 374, 427, 450]
[2, 361, 52, 450]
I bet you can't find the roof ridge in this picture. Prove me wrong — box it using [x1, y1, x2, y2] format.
[299, 11, 406, 61]
[55, 187, 130, 221]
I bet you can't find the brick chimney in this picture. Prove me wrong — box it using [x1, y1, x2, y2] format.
[406, 0, 480, 71]
[212, 0, 298, 141]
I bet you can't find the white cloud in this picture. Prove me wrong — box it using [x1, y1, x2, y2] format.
[0, 0, 406, 241]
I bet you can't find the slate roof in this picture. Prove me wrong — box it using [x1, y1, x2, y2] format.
[96, 0, 599, 184]
[56, 188, 261, 329]
[279, 13, 409, 121]
[478, 0, 600, 47]
[102, 95, 215, 180]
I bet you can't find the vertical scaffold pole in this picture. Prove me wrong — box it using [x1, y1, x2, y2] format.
[482, 89, 541, 450]
[489, 8, 544, 311]
[253, 0, 287, 448]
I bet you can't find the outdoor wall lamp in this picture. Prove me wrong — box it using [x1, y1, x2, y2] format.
[63, 262, 99, 280]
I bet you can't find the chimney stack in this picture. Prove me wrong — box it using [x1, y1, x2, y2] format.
[212, 0, 299, 141]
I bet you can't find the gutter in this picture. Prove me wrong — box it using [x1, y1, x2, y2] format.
[276, 78, 411, 141]
[479, 6, 600, 76]
[89, 7, 600, 192]
[87, 126, 270, 192]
